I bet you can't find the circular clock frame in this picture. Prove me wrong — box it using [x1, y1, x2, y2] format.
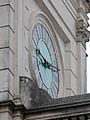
[29, 15, 62, 98]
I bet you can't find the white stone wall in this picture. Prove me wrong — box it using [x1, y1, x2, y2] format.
[0, 0, 15, 101]
[0, 0, 89, 120]
[0, 0, 89, 105]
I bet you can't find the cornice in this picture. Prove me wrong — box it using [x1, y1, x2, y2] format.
[81, 0, 90, 13]
[26, 94, 90, 119]
[1, 94, 90, 119]
[69, 0, 78, 12]
[35, 0, 75, 42]
[0, 100, 26, 114]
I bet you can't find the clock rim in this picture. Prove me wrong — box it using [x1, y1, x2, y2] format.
[28, 13, 64, 98]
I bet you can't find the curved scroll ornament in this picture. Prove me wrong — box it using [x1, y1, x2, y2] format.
[76, 18, 90, 48]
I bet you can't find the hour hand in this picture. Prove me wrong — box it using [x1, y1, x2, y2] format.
[36, 49, 46, 62]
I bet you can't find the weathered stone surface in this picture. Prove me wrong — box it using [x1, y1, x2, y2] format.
[78, 116, 85, 120]
[0, 94, 90, 120]
[71, 117, 77, 120]
[20, 76, 52, 109]
[26, 93, 90, 120]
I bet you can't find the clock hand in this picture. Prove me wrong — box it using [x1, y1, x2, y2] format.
[38, 56, 44, 65]
[36, 49, 60, 71]
[36, 49, 46, 62]
[36, 49, 47, 68]
[44, 61, 60, 72]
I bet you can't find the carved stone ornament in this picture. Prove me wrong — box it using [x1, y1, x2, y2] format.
[76, 18, 90, 48]
[19, 76, 53, 109]
[82, 0, 90, 13]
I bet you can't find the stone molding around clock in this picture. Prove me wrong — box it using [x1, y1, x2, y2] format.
[28, 11, 65, 98]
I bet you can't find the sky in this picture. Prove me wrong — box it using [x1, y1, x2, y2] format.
[87, 42, 90, 93]
[87, 13, 90, 93]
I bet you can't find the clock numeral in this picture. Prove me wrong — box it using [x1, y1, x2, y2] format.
[48, 89, 52, 97]
[42, 25, 45, 40]
[32, 33, 38, 45]
[43, 83, 48, 91]
[33, 28, 39, 44]
[32, 37, 37, 47]
[37, 24, 42, 40]
[50, 51, 56, 57]
[36, 72, 42, 88]
[36, 26, 40, 41]
[43, 29, 49, 43]
[32, 47, 36, 57]
[50, 46, 55, 56]
[35, 68, 40, 75]
[50, 88, 55, 98]
[53, 81, 58, 90]
[51, 86, 57, 98]
[51, 59, 57, 68]
[53, 72, 59, 84]
[32, 57, 38, 70]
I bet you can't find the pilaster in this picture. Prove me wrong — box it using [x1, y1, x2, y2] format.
[0, 0, 15, 101]
[76, 18, 90, 94]
[65, 41, 77, 96]
[13, 0, 24, 104]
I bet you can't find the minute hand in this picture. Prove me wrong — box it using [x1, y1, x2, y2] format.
[36, 49, 47, 62]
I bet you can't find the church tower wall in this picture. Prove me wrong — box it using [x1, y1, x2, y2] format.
[0, 0, 89, 119]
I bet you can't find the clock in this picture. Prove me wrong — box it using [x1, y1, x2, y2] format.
[31, 23, 59, 98]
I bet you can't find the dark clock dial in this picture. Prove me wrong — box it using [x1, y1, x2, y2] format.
[32, 24, 59, 98]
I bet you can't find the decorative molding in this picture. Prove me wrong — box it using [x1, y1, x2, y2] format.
[62, 0, 77, 20]
[78, 7, 89, 22]
[66, 88, 76, 96]
[48, 0, 76, 40]
[69, 0, 78, 11]
[81, 0, 90, 13]
[35, 0, 76, 42]
[76, 18, 90, 48]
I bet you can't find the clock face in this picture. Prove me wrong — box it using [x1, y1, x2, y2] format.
[31, 24, 59, 98]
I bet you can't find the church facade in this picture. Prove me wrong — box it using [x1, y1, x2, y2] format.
[0, 0, 90, 120]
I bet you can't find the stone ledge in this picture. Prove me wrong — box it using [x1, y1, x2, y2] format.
[25, 94, 90, 119]
[0, 100, 26, 115]
[0, 94, 90, 119]
[19, 76, 90, 110]
[26, 93, 90, 112]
